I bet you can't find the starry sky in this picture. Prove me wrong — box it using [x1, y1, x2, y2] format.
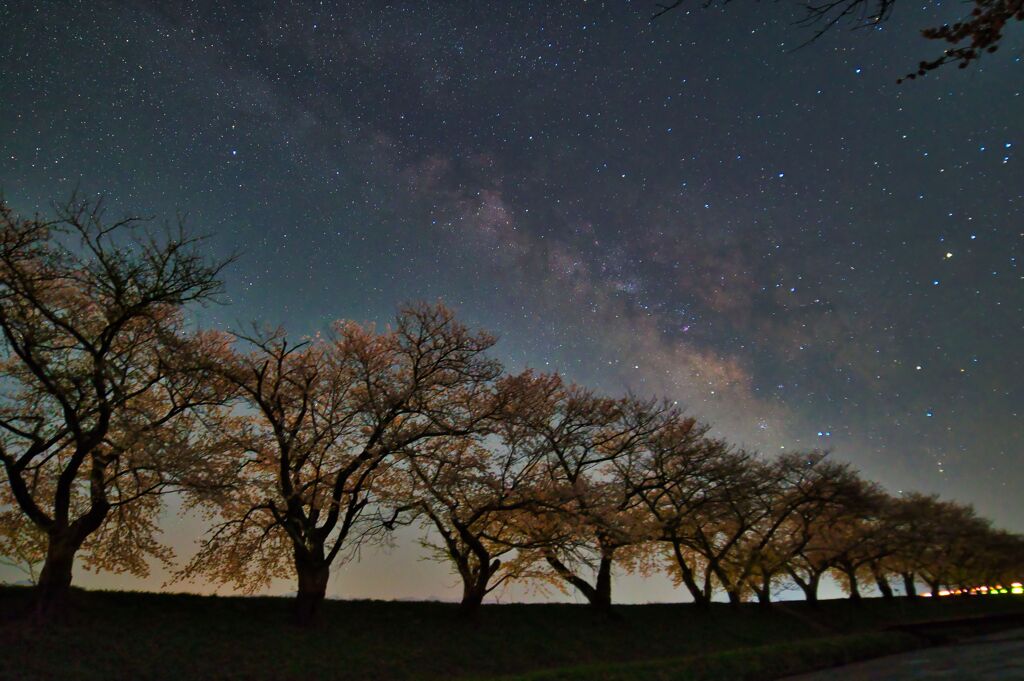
[0, 1, 1021, 601]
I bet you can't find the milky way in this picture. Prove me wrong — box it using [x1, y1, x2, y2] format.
[0, 1, 1020, 600]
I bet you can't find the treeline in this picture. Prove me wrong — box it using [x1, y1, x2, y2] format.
[0, 198, 1020, 626]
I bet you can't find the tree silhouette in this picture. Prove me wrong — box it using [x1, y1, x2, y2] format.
[0, 196, 231, 620]
[651, 0, 1022, 81]
[0, 200, 1019, 619]
[618, 416, 725, 606]
[180, 303, 501, 625]
[498, 375, 667, 611]
[398, 420, 542, 613]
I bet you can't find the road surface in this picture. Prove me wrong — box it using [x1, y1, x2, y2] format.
[783, 628, 1024, 680]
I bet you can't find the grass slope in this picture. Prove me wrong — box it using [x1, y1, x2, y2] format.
[486, 631, 925, 681]
[2, 586, 1022, 681]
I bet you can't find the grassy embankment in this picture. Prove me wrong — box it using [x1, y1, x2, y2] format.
[2, 586, 1022, 681]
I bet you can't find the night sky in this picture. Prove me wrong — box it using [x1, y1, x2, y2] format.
[1, 1, 1021, 601]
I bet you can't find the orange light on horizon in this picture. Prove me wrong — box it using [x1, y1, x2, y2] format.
[917, 582, 1024, 597]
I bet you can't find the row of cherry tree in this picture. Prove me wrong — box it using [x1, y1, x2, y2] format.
[1, 198, 1020, 625]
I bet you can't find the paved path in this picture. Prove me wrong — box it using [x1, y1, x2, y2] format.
[782, 628, 1024, 680]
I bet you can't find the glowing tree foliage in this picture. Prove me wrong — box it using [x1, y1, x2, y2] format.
[397, 408, 544, 613]
[1, 196, 1019, 620]
[0, 197, 230, 619]
[498, 374, 670, 610]
[180, 303, 500, 624]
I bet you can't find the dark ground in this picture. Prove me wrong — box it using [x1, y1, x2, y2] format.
[782, 627, 1024, 680]
[3, 586, 1023, 681]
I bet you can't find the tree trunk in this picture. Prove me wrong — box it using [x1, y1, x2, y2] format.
[756, 586, 772, 605]
[928, 581, 941, 597]
[34, 532, 79, 621]
[846, 569, 862, 601]
[459, 559, 499, 615]
[902, 572, 917, 598]
[708, 560, 741, 606]
[294, 555, 331, 626]
[671, 541, 708, 606]
[33, 491, 110, 622]
[545, 552, 612, 610]
[460, 581, 487, 613]
[790, 569, 821, 604]
[804, 572, 822, 603]
[869, 562, 894, 599]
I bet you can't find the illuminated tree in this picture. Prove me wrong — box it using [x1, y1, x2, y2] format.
[727, 453, 844, 605]
[0, 196, 230, 619]
[683, 452, 776, 605]
[0, 515, 46, 583]
[819, 480, 890, 600]
[876, 492, 932, 597]
[617, 415, 724, 605]
[501, 374, 667, 610]
[398, 382, 550, 613]
[971, 530, 1024, 590]
[902, 497, 993, 596]
[180, 303, 501, 625]
[749, 454, 868, 603]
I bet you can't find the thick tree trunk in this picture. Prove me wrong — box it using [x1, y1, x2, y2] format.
[846, 570, 862, 601]
[34, 534, 79, 621]
[459, 559, 499, 615]
[33, 491, 110, 622]
[294, 555, 331, 626]
[804, 572, 822, 603]
[789, 568, 821, 604]
[870, 563, 894, 599]
[593, 556, 612, 609]
[928, 581, 941, 597]
[756, 586, 772, 605]
[902, 572, 917, 598]
[460, 582, 487, 613]
[671, 541, 708, 606]
[545, 552, 613, 610]
[707, 560, 741, 606]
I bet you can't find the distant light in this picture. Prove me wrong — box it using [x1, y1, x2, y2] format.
[855, 68, 862, 74]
